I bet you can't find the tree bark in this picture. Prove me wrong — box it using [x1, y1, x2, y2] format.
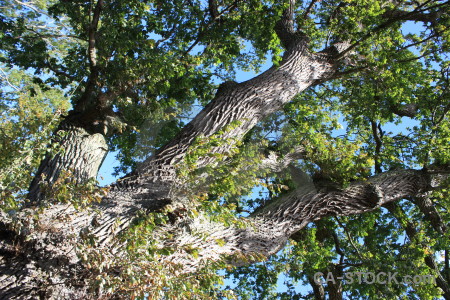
[27, 121, 108, 204]
[2, 161, 447, 298]
[1, 13, 449, 299]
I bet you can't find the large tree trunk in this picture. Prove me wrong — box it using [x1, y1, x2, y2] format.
[28, 121, 108, 204]
[1, 11, 449, 299]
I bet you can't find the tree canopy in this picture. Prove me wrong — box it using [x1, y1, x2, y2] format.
[1, 0, 450, 299]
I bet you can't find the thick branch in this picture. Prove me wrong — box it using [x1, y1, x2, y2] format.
[27, 122, 108, 203]
[308, 275, 326, 300]
[257, 168, 434, 235]
[133, 31, 347, 190]
[382, 7, 445, 24]
[410, 195, 447, 234]
[88, 0, 104, 68]
[371, 120, 383, 174]
[275, 0, 300, 49]
[147, 166, 448, 279]
[390, 103, 419, 118]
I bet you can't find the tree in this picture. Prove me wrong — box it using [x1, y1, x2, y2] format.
[1, 0, 450, 298]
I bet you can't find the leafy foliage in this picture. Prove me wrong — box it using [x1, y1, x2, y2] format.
[1, 0, 450, 299]
[0, 65, 70, 209]
[78, 210, 236, 299]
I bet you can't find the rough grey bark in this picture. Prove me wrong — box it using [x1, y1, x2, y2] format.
[411, 195, 448, 234]
[27, 122, 108, 204]
[1, 4, 450, 299]
[140, 41, 341, 171]
[308, 275, 326, 300]
[2, 161, 447, 299]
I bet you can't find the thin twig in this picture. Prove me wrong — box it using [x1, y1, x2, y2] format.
[0, 67, 20, 92]
[302, 0, 319, 20]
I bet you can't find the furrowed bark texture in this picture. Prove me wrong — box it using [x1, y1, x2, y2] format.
[28, 122, 108, 203]
[1, 20, 448, 299]
[1, 163, 446, 299]
[119, 36, 346, 207]
[160, 169, 436, 269]
[139, 37, 340, 172]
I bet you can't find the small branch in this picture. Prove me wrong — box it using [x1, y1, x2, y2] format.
[13, 0, 50, 17]
[446, 249, 449, 283]
[332, 231, 345, 265]
[410, 196, 447, 234]
[208, 0, 220, 20]
[335, 217, 365, 262]
[371, 120, 383, 174]
[433, 99, 450, 126]
[385, 201, 450, 298]
[184, 1, 239, 55]
[335, 2, 450, 61]
[395, 51, 437, 65]
[302, 0, 319, 20]
[382, 7, 444, 24]
[16, 29, 84, 42]
[43, 61, 76, 80]
[397, 29, 447, 52]
[0, 67, 20, 92]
